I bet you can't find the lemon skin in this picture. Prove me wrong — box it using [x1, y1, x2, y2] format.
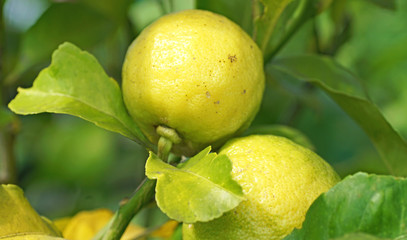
[122, 10, 265, 156]
[183, 135, 340, 240]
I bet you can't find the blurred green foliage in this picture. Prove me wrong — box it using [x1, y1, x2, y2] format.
[1, 0, 406, 236]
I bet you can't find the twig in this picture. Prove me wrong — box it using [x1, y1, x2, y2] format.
[98, 178, 156, 240]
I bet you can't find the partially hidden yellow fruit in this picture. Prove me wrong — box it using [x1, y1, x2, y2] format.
[57, 209, 144, 240]
[183, 135, 340, 240]
[122, 9, 265, 156]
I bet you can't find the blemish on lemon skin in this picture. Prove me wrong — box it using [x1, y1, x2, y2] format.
[242, 89, 246, 94]
[214, 100, 220, 104]
[228, 54, 237, 63]
[206, 91, 211, 98]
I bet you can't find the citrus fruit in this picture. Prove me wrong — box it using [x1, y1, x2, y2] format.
[122, 9, 265, 156]
[183, 135, 340, 240]
[58, 209, 144, 240]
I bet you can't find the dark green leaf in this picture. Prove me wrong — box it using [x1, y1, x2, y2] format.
[256, 0, 333, 61]
[5, 2, 115, 84]
[268, 55, 407, 176]
[285, 172, 407, 239]
[245, 124, 315, 150]
[0, 108, 14, 129]
[363, 0, 396, 10]
[0, 184, 64, 239]
[82, 0, 133, 23]
[128, 0, 164, 33]
[254, 0, 293, 58]
[8, 42, 152, 149]
[197, 0, 253, 33]
[145, 147, 245, 223]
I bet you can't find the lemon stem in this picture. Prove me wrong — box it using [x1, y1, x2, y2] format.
[156, 125, 181, 163]
[158, 136, 172, 163]
[156, 125, 182, 145]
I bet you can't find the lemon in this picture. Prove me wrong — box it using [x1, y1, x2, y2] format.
[58, 209, 144, 240]
[122, 9, 265, 156]
[183, 135, 340, 240]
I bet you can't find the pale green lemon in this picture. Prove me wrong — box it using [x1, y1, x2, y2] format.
[122, 10, 265, 156]
[183, 135, 340, 240]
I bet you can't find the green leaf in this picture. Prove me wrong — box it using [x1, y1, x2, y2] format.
[196, 0, 253, 33]
[332, 233, 393, 240]
[364, 0, 396, 10]
[8, 42, 152, 149]
[145, 147, 245, 223]
[0, 184, 64, 239]
[245, 124, 315, 150]
[285, 172, 407, 239]
[5, 2, 115, 84]
[268, 55, 407, 176]
[254, 0, 293, 57]
[82, 0, 133, 24]
[256, 0, 333, 61]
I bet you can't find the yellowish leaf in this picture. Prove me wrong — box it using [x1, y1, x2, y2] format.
[0, 184, 62, 238]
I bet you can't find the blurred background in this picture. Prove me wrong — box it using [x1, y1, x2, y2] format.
[0, 0, 406, 230]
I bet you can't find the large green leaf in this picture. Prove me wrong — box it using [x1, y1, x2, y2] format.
[5, 2, 114, 84]
[268, 55, 407, 176]
[255, 0, 332, 61]
[8, 42, 152, 149]
[285, 172, 407, 239]
[0, 184, 64, 239]
[145, 147, 245, 223]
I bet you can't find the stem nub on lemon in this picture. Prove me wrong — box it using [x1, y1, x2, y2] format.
[183, 135, 340, 240]
[122, 10, 265, 156]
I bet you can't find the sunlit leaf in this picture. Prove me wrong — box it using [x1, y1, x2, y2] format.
[5, 2, 114, 84]
[145, 147, 245, 223]
[285, 172, 407, 239]
[0, 184, 63, 239]
[8, 42, 153, 149]
[268, 55, 407, 176]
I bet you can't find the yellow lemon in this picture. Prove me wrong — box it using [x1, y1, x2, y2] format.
[59, 209, 144, 240]
[122, 10, 265, 156]
[183, 135, 340, 240]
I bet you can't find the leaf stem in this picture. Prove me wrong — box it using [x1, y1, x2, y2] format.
[97, 126, 179, 240]
[158, 137, 172, 163]
[98, 178, 156, 240]
[265, 0, 310, 62]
